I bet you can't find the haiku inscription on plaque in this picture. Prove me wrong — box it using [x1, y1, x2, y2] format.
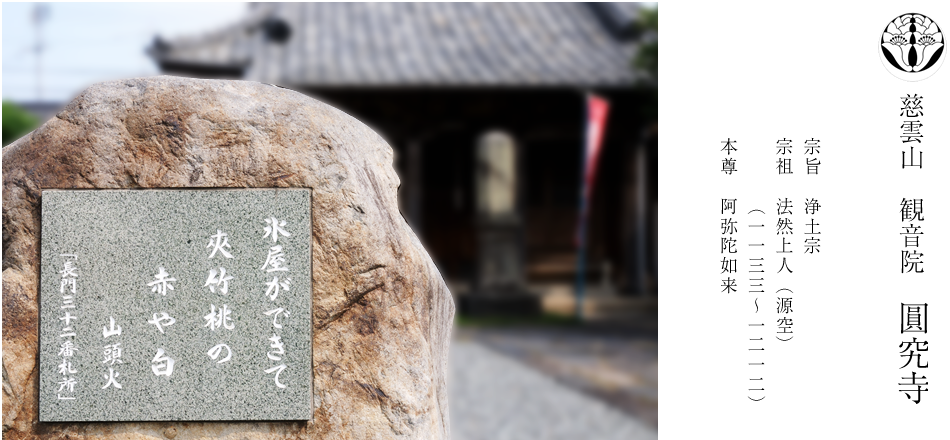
[39, 189, 312, 421]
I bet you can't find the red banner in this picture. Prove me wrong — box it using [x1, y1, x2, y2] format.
[582, 94, 610, 216]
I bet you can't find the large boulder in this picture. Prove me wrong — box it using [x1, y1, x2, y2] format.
[2, 76, 454, 439]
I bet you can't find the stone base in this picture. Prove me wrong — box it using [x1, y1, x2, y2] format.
[459, 293, 541, 316]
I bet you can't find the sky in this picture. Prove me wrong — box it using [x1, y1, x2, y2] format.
[2, 2, 248, 103]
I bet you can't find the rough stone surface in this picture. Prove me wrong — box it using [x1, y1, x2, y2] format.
[40, 189, 312, 421]
[3, 77, 455, 439]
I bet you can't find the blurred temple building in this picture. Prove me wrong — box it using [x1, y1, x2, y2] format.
[148, 3, 658, 310]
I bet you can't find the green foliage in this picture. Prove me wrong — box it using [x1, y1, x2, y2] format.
[3, 101, 40, 147]
[630, 7, 658, 119]
[633, 7, 658, 83]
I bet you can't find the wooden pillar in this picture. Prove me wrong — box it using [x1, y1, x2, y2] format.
[624, 142, 651, 296]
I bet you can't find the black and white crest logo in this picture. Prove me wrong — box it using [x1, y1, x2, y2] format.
[880, 13, 944, 81]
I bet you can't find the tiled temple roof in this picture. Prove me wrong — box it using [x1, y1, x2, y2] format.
[149, 3, 648, 87]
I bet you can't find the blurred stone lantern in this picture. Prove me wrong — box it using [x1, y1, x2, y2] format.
[463, 130, 540, 315]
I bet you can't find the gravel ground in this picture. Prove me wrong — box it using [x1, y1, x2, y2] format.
[458, 326, 658, 428]
[449, 340, 657, 440]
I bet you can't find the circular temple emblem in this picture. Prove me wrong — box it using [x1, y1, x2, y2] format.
[880, 13, 945, 81]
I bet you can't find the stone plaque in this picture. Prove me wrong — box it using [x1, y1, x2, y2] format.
[39, 189, 312, 421]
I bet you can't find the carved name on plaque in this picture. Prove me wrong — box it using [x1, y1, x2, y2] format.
[39, 189, 312, 421]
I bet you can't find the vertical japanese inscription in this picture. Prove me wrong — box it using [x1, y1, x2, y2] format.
[261, 217, 292, 389]
[718, 134, 827, 402]
[56, 254, 80, 400]
[39, 189, 312, 421]
[899, 303, 929, 403]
